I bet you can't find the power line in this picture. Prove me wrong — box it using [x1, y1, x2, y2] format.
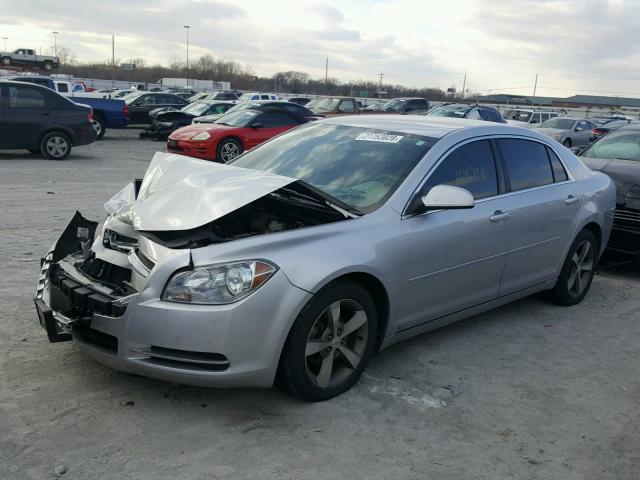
[539, 85, 640, 96]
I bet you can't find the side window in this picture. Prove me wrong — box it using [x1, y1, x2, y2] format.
[499, 139, 553, 191]
[576, 120, 590, 131]
[530, 113, 541, 124]
[260, 95, 270, 100]
[540, 113, 550, 122]
[546, 147, 568, 182]
[57, 83, 69, 93]
[258, 112, 298, 127]
[422, 140, 498, 200]
[140, 95, 155, 105]
[7, 86, 47, 108]
[338, 100, 355, 113]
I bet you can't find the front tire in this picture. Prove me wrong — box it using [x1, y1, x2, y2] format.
[40, 132, 71, 160]
[562, 138, 572, 148]
[1, 57, 10, 66]
[279, 280, 378, 402]
[216, 138, 243, 163]
[43, 61, 53, 71]
[550, 229, 598, 306]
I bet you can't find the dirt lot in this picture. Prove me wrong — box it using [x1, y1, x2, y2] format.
[1, 129, 639, 480]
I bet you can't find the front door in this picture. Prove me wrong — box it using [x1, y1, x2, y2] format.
[496, 139, 580, 295]
[396, 139, 512, 330]
[245, 112, 301, 149]
[2, 84, 51, 149]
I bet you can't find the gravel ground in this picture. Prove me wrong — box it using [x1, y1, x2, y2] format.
[1, 129, 639, 480]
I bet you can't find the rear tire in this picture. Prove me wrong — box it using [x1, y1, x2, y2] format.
[43, 61, 53, 71]
[550, 229, 598, 306]
[216, 138, 243, 163]
[92, 116, 106, 140]
[279, 280, 377, 402]
[40, 131, 71, 160]
[1, 57, 10, 66]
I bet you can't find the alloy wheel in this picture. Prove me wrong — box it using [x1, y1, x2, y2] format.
[304, 299, 369, 389]
[92, 119, 103, 137]
[567, 240, 594, 297]
[46, 136, 69, 159]
[220, 142, 240, 162]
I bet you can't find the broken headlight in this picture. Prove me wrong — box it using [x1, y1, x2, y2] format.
[162, 260, 277, 304]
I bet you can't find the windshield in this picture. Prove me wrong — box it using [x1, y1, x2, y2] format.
[427, 104, 472, 118]
[582, 130, 640, 162]
[231, 124, 435, 212]
[503, 110, 533, 122]
[539, 118, 575, 129]
[215, 109, 260, 127]
[383, 99, 405, 110]
[123, 92, 144, 104]
[307, 98, 340, 111]
[181, 102, 211, 115]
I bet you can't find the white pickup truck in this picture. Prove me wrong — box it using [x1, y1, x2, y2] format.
[0, 48, 60, 71]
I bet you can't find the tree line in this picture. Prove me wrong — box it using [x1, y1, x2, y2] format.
[57, 50, 454, 100]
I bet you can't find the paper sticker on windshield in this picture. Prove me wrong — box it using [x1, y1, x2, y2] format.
[355, 133, 404, 143]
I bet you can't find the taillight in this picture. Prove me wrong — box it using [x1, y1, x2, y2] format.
[123, 105, 129, 117]
[592, 128, 606, 135]
[88, 110, 94, 124]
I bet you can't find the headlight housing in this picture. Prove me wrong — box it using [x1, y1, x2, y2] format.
[162, 260, 277, 304]
[551, 133, 562, 140]
[192, 131, 210, 141]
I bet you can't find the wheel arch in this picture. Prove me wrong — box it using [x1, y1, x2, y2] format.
[37, 127, 75, 146]
[311, 271, 391, 352]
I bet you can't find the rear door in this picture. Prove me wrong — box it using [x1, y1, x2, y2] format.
[2, 84, 52, 148]
[496, 138, 579, 295]
[397, 139, 512, 329]
[574, 120, 595, 146]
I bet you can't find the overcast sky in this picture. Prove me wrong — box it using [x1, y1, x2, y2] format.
[1, 0, 639, 97]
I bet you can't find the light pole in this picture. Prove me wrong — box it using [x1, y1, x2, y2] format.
[52, 31, 58, 56]
[2, 37, 7, 50]
[184, 25, 190, 87]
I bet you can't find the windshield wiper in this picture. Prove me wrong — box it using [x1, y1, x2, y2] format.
[271, 183, 361, 219]
[290, 181, 362, 218]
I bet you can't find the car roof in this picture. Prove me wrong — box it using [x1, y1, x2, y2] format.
[320, 114, 512, 138]
[0, 79, 52, 89]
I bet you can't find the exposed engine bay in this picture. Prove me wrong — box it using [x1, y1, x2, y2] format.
[140, 184, 350, 249]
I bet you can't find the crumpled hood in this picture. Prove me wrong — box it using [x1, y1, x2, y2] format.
[115, 152, 296, 231]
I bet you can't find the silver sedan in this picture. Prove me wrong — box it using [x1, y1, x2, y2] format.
[533, 117, 597, 148]
[35, 116, 615, 401]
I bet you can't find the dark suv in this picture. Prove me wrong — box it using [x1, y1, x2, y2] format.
[0, 81, 96, 160]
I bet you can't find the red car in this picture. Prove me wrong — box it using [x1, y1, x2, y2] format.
[167, 109, 307, 162]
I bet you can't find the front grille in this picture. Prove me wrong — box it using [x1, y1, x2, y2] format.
[131, 346, 229, 372]
[613, 208, 640, 231]
[73, 322, 118, 353]
[134, 248, 155, 270]
[609, 207, 640, 255]
[49, 282, 73, 314]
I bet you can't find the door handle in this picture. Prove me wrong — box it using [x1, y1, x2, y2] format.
[489, 210, 511, 222]
[565, 195, 578, 205]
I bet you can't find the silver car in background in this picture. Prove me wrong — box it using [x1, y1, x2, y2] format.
[533, 117, 597, 148]
[34, 116, 615, 401]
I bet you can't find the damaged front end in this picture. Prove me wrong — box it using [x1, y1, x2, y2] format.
[34, 211, 135, 343]
[35, 152, 356, 345]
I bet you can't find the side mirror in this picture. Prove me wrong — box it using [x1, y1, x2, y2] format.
[574, 127, 583, 132]
[251, 122, 263, 129]
[409, 185, 474, 215]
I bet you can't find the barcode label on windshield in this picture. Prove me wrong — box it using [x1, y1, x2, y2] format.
[355, 133, 403, 143]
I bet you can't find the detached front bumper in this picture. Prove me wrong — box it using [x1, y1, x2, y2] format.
[35, 213, 312, 388]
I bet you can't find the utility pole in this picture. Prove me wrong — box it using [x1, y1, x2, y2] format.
[52, 31, 58, 56]
[111, 35, 116, 88]
[324, 57, 328, 92]
[184, 25, 191, 87]
[378, 73, 384, 99]
[533, 73, 538, 99]
[461, 73, 467, 100]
